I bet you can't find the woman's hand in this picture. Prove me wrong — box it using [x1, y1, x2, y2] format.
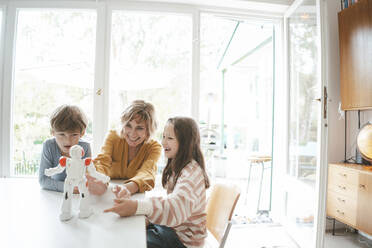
[112, 185, 131, 199]
[104, 198, 138, 217]
[87, 174, 108, 195]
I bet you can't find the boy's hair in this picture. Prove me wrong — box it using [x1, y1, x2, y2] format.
[162, 117, 210, 189]
[50, 105, 88, 133]
[120, 100, 157, 141]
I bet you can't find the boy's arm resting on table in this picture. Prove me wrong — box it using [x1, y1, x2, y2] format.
[38, 143, 64, 192]
[130, 142, 161, 193]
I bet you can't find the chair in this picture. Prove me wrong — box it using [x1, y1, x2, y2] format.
[205, 183, 241, 248]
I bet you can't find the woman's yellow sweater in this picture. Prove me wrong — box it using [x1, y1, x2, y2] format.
[94, 130, 161, 192]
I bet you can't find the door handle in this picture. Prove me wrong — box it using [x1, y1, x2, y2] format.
[96, 88, 103, 96]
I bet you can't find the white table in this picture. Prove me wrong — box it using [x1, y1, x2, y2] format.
[0, 178, 146, 248]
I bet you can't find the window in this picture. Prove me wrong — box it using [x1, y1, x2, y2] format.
[109, 11, 192, 141]
[12, 9, 97, 176]
[200, 14, 274, 177]
[288, 8, 319, 180]
[2, 2, 279, 180]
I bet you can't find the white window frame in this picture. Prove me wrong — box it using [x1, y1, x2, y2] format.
[0, 4, 6, 177]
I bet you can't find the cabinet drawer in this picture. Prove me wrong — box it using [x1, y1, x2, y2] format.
[328, 165, 359, 186]
[327, 191, 357, 226]
[328, 181, 358, 199]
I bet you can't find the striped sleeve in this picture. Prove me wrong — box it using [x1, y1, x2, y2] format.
[146, 164, 204, 227]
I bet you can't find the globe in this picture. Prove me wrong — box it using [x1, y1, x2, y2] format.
[357, 123, 372, 163]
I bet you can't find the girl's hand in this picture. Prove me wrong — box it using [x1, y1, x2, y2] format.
[104, 198, 138, 217]
[87, 174, 108, 195]
[112, 185, 131, 199]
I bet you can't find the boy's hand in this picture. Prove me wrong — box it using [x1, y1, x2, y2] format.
[104, 198, 137, 217]
[87, 174, 107, 195]
[112, 185, 131, 199]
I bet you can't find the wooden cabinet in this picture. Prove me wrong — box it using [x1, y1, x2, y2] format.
[338, 0, 372, 110]
[357, 172, 372, 232]
[327, 163, 372, 235]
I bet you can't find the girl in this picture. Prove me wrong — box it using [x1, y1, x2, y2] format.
[104, 117, 210, 248]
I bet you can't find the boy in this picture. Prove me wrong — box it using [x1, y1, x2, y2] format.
[38, 105, 91, 192]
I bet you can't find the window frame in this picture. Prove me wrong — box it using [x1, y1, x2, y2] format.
[0, 4, 6, 177]
[1, 1, 106, 177]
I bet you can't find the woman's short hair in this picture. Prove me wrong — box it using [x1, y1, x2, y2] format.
[120, 100, 157, 140]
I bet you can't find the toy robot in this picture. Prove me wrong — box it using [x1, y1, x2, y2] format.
[45, 144, 110, 221]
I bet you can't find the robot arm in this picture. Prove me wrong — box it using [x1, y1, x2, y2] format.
[44, 157, 68, 177]
[85, 158, 110, 184]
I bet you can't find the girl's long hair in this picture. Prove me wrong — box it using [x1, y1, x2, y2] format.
[162, 117, 210, 189]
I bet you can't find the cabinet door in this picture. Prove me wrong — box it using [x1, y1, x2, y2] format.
[338, 0, 372, 110]
[357, 172, 372, 234]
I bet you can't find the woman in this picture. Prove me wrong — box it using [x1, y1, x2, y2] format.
[87, 100, 161, 197]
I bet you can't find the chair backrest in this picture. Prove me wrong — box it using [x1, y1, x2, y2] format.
[206, 183, 240, 248]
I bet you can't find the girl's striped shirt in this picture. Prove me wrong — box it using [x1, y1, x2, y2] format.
[136, 160, 207, 248]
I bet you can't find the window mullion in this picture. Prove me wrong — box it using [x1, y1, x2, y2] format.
[191, 10, 200, 121]
[1, 4, 17, 177]
[93, 3, 109, 156]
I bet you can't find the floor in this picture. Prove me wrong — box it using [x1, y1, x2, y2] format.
[324, 229, 372, 248]
[225, 224, 298, 248]
[224, 225, 372, 248]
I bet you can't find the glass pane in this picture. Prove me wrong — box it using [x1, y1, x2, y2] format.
[109, 11, 192, 144]
[288, 2, 319, 182]
[287, 0, 319, 247]
[12, 9, 97, 176]
[200, 14, 274, 216]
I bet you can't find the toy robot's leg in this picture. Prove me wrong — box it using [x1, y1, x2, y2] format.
[60, 182, 74, 221]
[78, 180, 93, 219]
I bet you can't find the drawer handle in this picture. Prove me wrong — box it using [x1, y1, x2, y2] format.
[337, 197, 345, 203]
[338, 185, 346, 190]
[359, 184, 366, 189]
[339, 173, 347, 177]
[336, 209, 345, 215]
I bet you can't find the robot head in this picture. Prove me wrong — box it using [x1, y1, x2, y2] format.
[69, 145, 84, 158]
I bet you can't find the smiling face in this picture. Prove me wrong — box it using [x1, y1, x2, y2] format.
[52, 129, 84, 156]
[161, 123, 179, 159]
[123, 118, 148, 148]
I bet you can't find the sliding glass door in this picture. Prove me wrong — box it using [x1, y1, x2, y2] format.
[284, 0, 327, 247]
